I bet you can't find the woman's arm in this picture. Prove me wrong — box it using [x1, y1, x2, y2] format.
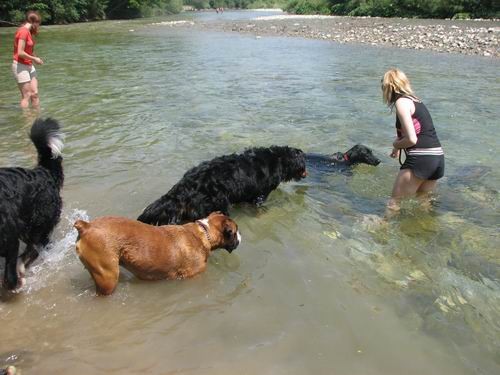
[393, 97, 417, 149]
[17, 39, 43, 65]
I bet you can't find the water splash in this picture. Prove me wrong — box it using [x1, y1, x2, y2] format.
[18, 209, 89, 294]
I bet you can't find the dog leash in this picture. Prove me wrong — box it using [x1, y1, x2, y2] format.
[196, 220, 212, 244]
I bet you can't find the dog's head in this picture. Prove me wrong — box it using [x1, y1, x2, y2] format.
[344, 144, 380, 166]
[271, 146, 307, 181]
[205, 212, 241, 253]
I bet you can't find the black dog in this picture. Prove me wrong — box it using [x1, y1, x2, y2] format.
[0, 118, 64, 290]
[138, 146, 307, 225]
[305, 144, 380, 174]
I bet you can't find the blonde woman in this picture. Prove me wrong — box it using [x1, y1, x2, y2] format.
[381, 68, 444, 214]
[12, 10, 43, 109]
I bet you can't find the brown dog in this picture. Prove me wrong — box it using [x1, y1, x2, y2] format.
[74, 212, 241, 295]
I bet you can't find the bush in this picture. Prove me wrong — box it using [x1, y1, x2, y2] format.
[186, 0, 211, 9]
[348, 0, 398, 17]
[166, 0, 184, 13]
[0, 1, 109, 24]
[328, 0, 499, 18]
[140, 0, 183, 16]
[248, 0, 286, 8]
[452, 12, 471, 19]
[285, 0, 330, 14]
[8, 9, 26, 24]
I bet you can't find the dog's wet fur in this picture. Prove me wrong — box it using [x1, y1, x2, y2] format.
[0, 119, 64, 290]
[138, 146, 307, 225]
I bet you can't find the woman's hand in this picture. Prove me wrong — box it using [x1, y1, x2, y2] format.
[33, 56, 44, 65]
[390, 148, 400, 159]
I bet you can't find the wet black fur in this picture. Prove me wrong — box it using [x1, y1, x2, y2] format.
[305, 144, 380, 174]
[0, 118, 64, 290]
[138, 146, 306, 225]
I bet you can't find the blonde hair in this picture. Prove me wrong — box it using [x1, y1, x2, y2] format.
[381, 68, 418, 107]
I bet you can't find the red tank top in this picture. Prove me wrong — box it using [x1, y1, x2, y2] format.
[13, 27, 34, 65]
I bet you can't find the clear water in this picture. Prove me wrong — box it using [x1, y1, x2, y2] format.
[0, 11, 499, 374]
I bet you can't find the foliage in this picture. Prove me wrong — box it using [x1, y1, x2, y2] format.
[452, 12, 471, 19]
[285, 0, 330, 14]
[0, 1, 108, 24]
[185, 0, 212, 9]
[248, 0, 287, 8]
[1, 0, 497, 25]
[107, 0, 181, 19]
[0, 0, 183, 24]
[184, 0, 498, 17]
[187, 0, 285, 9]
[328, 0, 499, 19]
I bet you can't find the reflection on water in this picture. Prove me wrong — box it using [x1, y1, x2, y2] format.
[0, 11, 499, 374]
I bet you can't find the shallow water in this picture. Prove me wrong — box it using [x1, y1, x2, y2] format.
[0, 11, 499, 374]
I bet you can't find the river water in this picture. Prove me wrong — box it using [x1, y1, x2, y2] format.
[0, 10, 499, 375]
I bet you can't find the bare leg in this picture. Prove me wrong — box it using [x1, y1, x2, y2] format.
[386, 169, 424, 218]
[30, 76, 40, 109]
[417, 179, 437, 194]
[17, 81, 32, 109]
[416, 179, 438, 212]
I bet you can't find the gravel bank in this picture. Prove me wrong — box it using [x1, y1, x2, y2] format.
[154, 14, 499, 57]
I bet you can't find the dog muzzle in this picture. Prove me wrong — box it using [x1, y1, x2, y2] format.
[225, 230, 241, 253]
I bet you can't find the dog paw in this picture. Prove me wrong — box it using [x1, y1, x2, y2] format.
[15, 259, 27, 290]
[18, 277, 26, 289]
[1, 366, 18, 375]
[2, 277, 18, 291]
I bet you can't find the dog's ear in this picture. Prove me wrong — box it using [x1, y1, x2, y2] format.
[208, 211, 224, 218]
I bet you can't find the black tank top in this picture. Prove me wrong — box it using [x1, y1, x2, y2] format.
[396, 99, 441, 149]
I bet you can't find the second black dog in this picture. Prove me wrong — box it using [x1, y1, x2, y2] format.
[138, 146, 307, 225]
[305, 144, 380, 174]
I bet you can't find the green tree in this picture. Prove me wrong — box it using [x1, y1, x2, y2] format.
[327, 0, 499, 18]
[1, 0, 109, 24]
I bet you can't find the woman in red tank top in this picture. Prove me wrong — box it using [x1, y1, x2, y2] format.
[381, 68, 445, 217]
[12, 11, 44, 109]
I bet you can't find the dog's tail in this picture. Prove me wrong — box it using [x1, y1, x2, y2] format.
[74, 220, 90, 240]
[30, 118, 64, 187]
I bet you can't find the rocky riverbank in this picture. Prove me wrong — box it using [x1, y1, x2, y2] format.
[155, 14, 499, 57]
[223, 15, 499, 57]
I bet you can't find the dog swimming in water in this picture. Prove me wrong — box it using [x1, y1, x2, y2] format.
[305, 144, 380, 175]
